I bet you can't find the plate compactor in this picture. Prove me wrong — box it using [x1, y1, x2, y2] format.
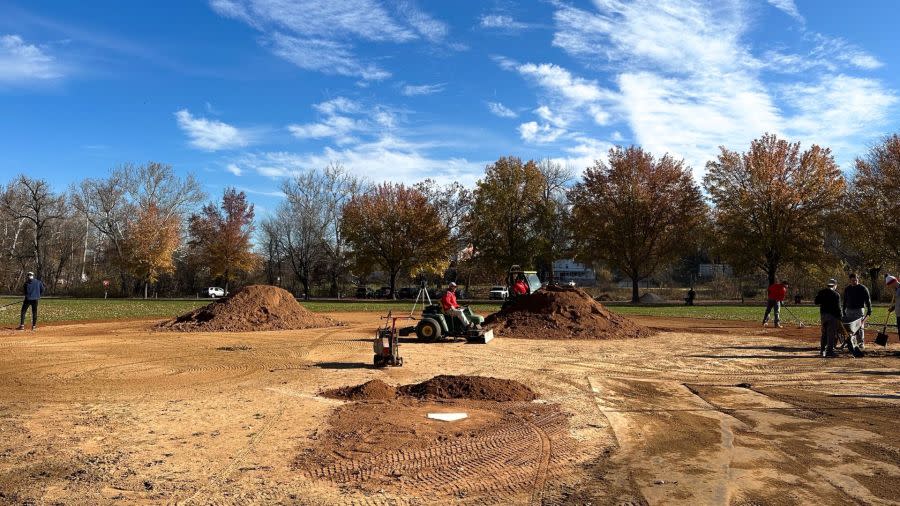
[373, 311, 404, 367]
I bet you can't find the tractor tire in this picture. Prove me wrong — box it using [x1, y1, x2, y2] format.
[415, 319, 441, 342]
[374, 354, 384, 367]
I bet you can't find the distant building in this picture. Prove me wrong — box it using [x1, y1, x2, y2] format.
[552, 259, 596, 286]
[698, 263, 733, 278]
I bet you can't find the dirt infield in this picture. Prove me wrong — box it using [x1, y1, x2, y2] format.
[485, 285, 652, 340]
[0, 312, 898, 504]
[156, 285, 338, 332]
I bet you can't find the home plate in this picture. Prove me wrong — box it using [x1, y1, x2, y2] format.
[427, 412, 468, 422]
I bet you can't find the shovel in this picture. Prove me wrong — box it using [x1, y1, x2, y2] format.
[875, 295, 894, 347]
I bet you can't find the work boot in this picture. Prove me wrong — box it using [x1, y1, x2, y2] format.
[16, 325, 25, 331]
[775, 323, 783, 328]
[31, 325, 37, 332]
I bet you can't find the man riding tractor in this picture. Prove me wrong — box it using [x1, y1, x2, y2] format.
[400, 281, 493, 343]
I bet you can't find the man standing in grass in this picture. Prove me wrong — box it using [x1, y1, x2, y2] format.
[842, 273, 871, 349]
[762, 279, 789, 328]
[18, 272, 45, 331]
[815, 278, 841, 358]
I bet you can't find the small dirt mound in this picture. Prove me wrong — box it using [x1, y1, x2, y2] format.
[398, 375, 536, 402]
[325, 380, 397, 401]
[157, 285, 339, 332]
[324, 375, 536, 402]
[485, 285, 651, 340]
[638, 292, 664, 303]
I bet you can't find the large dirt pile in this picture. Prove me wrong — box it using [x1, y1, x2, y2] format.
[323, 375, 537, 402]
[485, 285, 652, 340]
[157, 285, 338, 332]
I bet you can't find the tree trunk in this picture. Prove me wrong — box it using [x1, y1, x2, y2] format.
[144, 281, 148, 299]
[869, 267, 882, 301]
[389, 269, 398, 300]
[300, 277, 310, 300]
[631, 277, 640, 303]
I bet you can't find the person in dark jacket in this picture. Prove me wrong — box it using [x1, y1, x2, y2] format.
[18, 272, 45, 331]
[814, 278, 841, 357]
[842, 273, 871, 349]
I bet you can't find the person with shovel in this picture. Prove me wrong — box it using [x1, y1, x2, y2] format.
[18, 272, 45, 331]
[763, 279, 789, 328]
[814, 278, 841, 358]
[842, 273, 871, 349]
[885, 275, 900, 339]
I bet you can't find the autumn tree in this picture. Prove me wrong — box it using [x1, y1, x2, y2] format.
[703, 133, 845, 286]
[836, 134, 900, 298]
[342, 183, 450, 298]
[465, 156, 546, 277]
[121, 202, 180, 299]
[188, 188, 256, 292]
[570, 146, 706, 302]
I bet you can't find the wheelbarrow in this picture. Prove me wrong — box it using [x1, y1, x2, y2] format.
[837, 316, 865, 358]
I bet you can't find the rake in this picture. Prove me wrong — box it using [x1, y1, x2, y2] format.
[781, 303, 805, 328]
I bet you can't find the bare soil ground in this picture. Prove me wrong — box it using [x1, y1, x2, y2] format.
[0, 313, 898, 505]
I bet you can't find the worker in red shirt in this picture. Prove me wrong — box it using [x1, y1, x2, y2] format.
[762, 279, 790, 328]
[512, 275, 528, 296]
[441, 282, 472, 327]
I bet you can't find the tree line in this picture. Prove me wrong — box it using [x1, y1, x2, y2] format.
[2, 133, 899, 302]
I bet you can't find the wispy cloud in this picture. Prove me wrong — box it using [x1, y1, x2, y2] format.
[487, 101, 517, 118]
[518, 121, 565, 143]
[767, 0, 804, 23]
[209, 0, 450, 80]
[287, 97, 396, 144]
[532, 0, 895, 172]
[0, 34, 63, 83]
[175, 109, 251, 151]
[401, 83, 445, 96]
[479, 14, 529, 30]
[226, 163, 243, 176]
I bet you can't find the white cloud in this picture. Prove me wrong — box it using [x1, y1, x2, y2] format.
[487, 101, 517, 118]
[226, 163, 244, 176]
[288, 97, 397, 143]
[534, 105, 567, 128]
[480, 14, 528, 30]
[518, 121, 565, 144]
[401, 83, 445, 96]
[209, 0, 450, 80]
[537, 0, 896, 174]
[517, 62, 610, 105]
[268, 33, 390, 80]
[0, 34, 63, 83]
[767, 0, 804, 23]
[175, 109, 251, 151]
[234, 136, 485, 186]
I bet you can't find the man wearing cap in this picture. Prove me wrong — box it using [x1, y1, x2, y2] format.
[842, 273, 871, 348]
[814, 278, 842, 357]
[440, 282, 472, 328]
[886, 275, 900, 336]
[18, 272, 45, 331]
[763, 279, 790, 328]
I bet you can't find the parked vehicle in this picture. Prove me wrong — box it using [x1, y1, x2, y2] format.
[375, 286, 392, 298]
[355, 286, 374, 299]
[489, 285, 509, 300]
[397, 287, 417, 299]
[208, 287, 226, 298]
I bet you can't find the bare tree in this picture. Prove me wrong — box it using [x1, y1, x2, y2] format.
[1, 176, 66, 284]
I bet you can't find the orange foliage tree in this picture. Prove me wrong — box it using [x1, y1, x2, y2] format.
[342, 183, 450, 298]
[570, 146, 706, 302]
[703, 133, 845, 286]
[121, 202, 181, 298]
[188, 188, 256, 292]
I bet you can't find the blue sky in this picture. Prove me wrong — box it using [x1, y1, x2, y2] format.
[1, 0, 898, 213]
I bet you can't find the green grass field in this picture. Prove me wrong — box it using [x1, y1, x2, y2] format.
[1, 296, 895, 327]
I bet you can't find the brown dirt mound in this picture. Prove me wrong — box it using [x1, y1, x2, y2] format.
[156, 285, 339, 332]
[324, 380, 397, 401]
[485, 285, 652, 340]
[324, 375, 536, 402]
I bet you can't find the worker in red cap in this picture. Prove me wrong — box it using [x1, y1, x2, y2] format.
[886, 275, 900, 337]
[763, 279, 790, 328]
[441, 282, 472, 328]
